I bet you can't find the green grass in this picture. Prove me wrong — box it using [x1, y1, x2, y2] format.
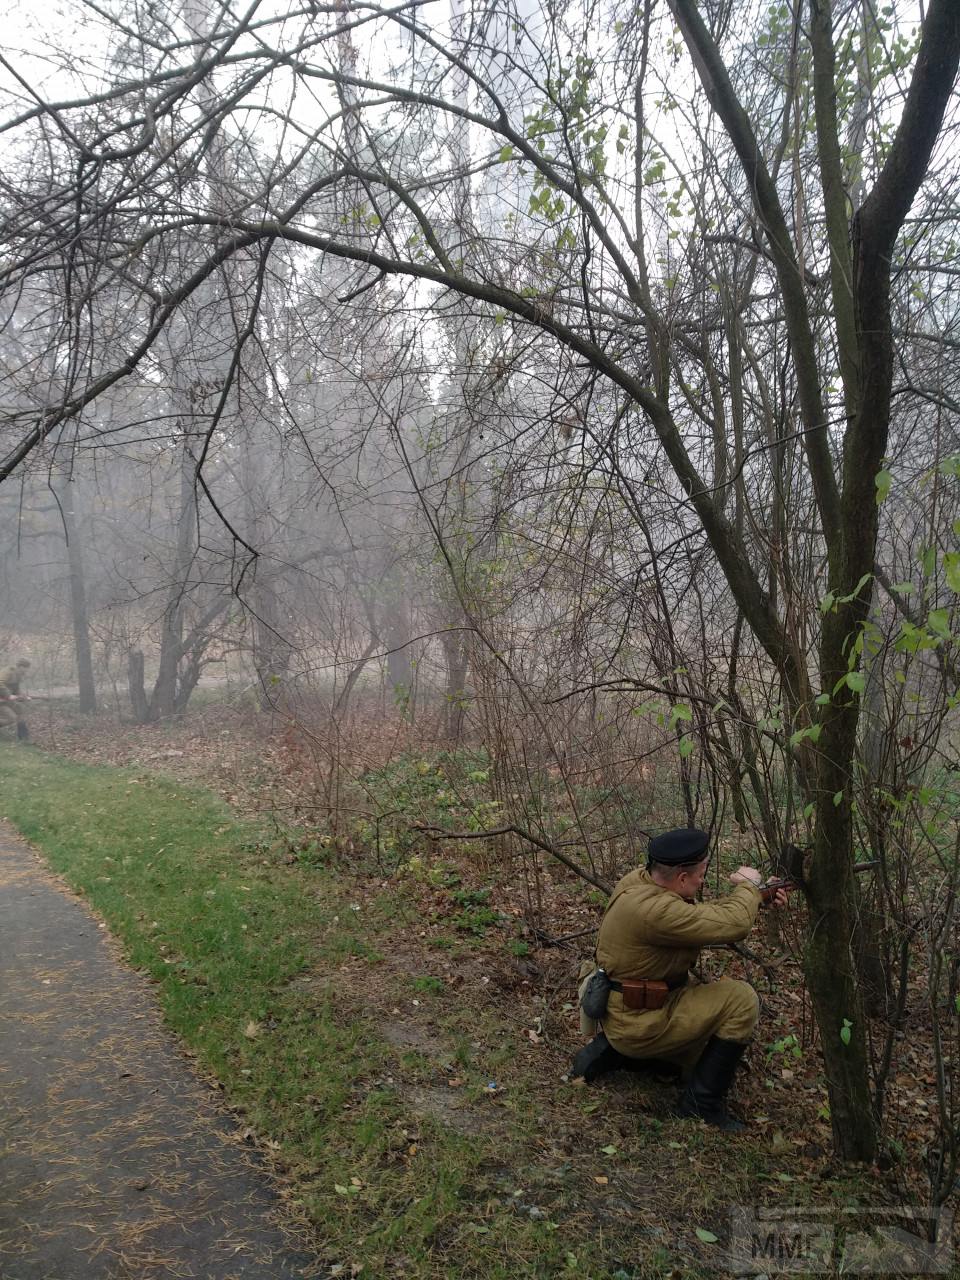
[0, 744, 643, 1279]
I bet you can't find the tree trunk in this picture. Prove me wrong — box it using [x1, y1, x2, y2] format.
[251, 566, 293, 710]
[146, 434, 198, 723]
[441, 628, 470, 741]
[804, 603, 879, 1162]
[383, 598, 414, 714]
[805, 817, 876, 1160]
[61, 486, 97, 714]
[127, 649, 149, 723]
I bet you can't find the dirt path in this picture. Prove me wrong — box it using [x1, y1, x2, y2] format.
[0, 822, 320, 1280]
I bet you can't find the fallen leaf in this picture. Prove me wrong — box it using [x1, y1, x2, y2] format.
[695, 1228, 719, 1244]
[243, 1020, 262, 1040]
[594, 1175, 608, 1185]
[601, 1144, 618, 1155]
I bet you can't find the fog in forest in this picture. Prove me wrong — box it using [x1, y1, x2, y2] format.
[1, 0, 959, 1173]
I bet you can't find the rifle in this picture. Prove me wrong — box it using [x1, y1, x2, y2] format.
[757, 859, 879, 906]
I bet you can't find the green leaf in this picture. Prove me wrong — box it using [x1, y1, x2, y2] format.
[928, 608, 952, 639]
[789, 723, 822, 747]
[846, 671, 865, 694]
[840, 1018, 852, 1046]
[819, 590, 836, 614]
[498, 144, 514, 162]
[836, 573, 873, 605]
[833, 791, 843, 807]
[895, 620, 939, 654]
[890, 581, 914, 595]
[601, 1144, 618, 1155]
[815, 693, 831, 706]
[695, 1228, 719, 1244]
[945, 553, 960, 594]
[875, 469, 892, 504]
[678, 735, 695, 758]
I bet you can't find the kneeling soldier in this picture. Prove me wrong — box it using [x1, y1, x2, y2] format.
[573, 827, 785, 1131]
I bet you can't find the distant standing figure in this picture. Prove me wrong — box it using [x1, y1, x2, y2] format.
[0, 658, 31, 740]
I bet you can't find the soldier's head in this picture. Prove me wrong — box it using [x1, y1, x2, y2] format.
[647, 827, 710, 899]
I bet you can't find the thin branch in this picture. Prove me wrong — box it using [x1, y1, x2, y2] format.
[415, 822, 613, 895]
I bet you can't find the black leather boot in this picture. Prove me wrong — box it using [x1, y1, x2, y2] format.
[572, 1033, 630, 1083]
[676, 1036, 748, 1131]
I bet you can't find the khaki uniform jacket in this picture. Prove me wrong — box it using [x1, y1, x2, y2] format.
[593, 868, 762, 1061]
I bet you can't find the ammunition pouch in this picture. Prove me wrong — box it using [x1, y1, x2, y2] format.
[620, 978, 672, 1011]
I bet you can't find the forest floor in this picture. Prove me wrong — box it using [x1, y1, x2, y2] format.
[1, 695, 952, 1278]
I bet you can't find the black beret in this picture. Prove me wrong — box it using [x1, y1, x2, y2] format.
[647, 827, 710, 865]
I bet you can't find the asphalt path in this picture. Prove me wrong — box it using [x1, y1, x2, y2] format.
[0, 821, 320, 1280]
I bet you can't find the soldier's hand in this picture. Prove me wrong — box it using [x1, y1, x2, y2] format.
[730, 866, 762, 888]
[761, 883, 790, 909]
